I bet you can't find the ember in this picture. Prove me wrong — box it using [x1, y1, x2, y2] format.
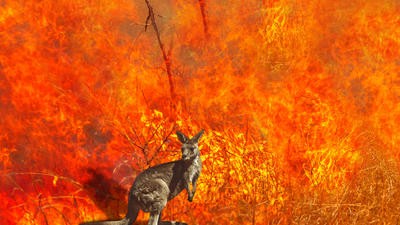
[1, 0, 399, 224]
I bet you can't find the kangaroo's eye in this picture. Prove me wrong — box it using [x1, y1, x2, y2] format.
[190, 147, 195, 151]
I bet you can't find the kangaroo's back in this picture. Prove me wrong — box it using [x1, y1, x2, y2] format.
[132, 156, 201, 203]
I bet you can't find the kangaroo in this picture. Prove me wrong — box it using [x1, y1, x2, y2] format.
[81, 130, 205, 225]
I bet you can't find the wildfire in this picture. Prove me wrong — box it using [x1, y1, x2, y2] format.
[1, 0, 399, 224]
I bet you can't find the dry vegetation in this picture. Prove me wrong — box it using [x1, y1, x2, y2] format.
[1, 0, 400, 224]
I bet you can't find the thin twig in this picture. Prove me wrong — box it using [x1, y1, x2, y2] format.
[40, 203, 72, 225]
[38, 194, 50, 225]
[4, 172, 83, 188]
[147, 124, 177, 164]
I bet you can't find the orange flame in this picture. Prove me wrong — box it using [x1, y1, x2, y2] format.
[1, 0, 400, 224]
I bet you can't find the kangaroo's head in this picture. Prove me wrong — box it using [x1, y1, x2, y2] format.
[176, 130, 204, 161]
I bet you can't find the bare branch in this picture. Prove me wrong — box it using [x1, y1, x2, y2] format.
[144, 0, 176, 103]
[198, 0, 209, 38]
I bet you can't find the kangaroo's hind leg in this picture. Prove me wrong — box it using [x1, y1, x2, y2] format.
[158, 211, 162, 224]
[148, 211, 160, 225]
[147, 194, 166, 225]
[147, 191, 167, 225]
[133, 179, 169, 225]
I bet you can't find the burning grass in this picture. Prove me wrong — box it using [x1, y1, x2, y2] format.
[1, 0, 400, 224]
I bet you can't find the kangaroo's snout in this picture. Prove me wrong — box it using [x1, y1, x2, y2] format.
[181, 150, 193, 161]
[182, 154, 190, 161]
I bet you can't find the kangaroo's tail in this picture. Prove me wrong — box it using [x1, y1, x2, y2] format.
[80, 218, 130, 225]
[81, 195, 140, 225]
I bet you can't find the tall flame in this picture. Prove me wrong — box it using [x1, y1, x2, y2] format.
[1, 0, 399, 224]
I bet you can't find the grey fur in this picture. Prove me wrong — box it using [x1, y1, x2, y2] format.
[81, 130, 204, 225]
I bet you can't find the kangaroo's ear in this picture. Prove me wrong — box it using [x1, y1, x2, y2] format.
[176, 131, 189, 143]
[191, 129, 205, 143]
